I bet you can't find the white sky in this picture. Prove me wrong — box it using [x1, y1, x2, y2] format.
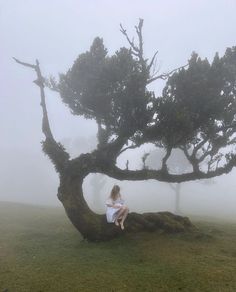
[1, 0, 236, 215]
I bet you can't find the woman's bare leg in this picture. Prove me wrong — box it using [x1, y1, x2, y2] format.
[120, 207, 129, 230]
[114, 207, 126, 226]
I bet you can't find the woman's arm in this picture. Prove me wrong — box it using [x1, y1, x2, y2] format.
[106, 203, 120, 208]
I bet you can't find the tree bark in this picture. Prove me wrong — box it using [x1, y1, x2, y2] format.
[57, 168, 195, 241]
[14, 58, 196, 242]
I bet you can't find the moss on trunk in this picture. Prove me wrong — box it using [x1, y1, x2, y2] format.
[57, 175, 196, 242]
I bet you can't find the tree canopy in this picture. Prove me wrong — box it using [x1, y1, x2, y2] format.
[48, 20, 236, 180]
[57, 37, 153, 147]
[15, 19, 236, 240]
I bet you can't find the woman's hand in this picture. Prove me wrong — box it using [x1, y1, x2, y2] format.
[113, 204, 122, 209]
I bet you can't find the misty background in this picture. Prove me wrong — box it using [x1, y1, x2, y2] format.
[1, 0, 236, 220]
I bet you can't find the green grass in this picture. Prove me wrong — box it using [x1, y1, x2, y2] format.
[1, 202, 236, 291]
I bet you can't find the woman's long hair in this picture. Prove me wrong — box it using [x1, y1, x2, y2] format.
[110, 185, 120, 201]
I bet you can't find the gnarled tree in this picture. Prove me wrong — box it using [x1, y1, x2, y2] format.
[14, 20, 236, 241]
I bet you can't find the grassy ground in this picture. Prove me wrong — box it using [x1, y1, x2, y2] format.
[0, 202, 236, 292]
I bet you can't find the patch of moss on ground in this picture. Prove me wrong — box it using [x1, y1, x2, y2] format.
[0, 202, 236, 291]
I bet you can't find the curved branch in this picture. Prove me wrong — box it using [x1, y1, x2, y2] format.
[182, 145, 200, 173]
[103, 154, 236, 183]
[162, 147, 172, 171]
[147, 64, 188, 84]
[13, 57, 69, 172]
[119, 142, 141, 155]
[192, 136, 209, 158]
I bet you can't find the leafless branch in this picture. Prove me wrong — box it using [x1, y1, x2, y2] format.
[44, 76, 60, 92]
[192, 136, 209, 158]
[182, 145, 200, 173]
[13, 57, 69, 172]
[161, 147, 172, 171]
[182, 145, 191, 161]
[147, 64, 188, 84]
[147, 51, 158, 71]
[120, 24, 139, 52]
[119, 143, 139, 155]
[12, 57, 37, 69]
[197, 142, 212, 163]
[120, 19, 146, 70]
[135, 18, 144, 58]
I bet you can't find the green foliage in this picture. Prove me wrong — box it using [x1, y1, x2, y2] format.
[58, 37, 153, 138]
[56, 34, 236, 154]
[157, 48, 236, 147]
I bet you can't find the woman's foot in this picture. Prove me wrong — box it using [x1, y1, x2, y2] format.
[115, 220, 119, 226]
[120, 222, 124, 230]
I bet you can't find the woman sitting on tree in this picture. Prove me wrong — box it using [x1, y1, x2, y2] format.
[106, 185, 129, 230]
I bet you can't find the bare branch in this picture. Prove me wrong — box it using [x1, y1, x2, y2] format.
[120, 24, 139, 52]
[126, 160, 129, 170]
[182, 145, 200, 173]
[119, 143, 139, 155]
[44, 76, 60, 92]
[147, 64, 188, 84]
[142, 152, 150, 169]
[197, 143, 212, 163]
[182, 145, 191, 161]
[161, 147, 172, 171]
[207, 153, 223, 173]
[120, 19, 146, 71]
[192, 136, 209, 158]
[14, 57, 69, 172]
[135, 18, 144, 58]
[12, 57, 36, 69]
[147, 50, 158, 71]
[189, 123, 236, 165]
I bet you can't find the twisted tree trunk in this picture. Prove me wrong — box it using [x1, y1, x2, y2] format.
[57, 171, 195, 241]
[55, 154, 195, 241]
[14, 58, 196, 241]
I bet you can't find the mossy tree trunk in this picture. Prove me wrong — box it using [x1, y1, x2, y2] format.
[15, 57, 236, 242]
[57, 169, 195, 241]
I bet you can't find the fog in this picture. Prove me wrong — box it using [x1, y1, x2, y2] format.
[1, 0, 236, 220]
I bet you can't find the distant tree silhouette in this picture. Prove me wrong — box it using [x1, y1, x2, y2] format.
[90, 174, 107, 213]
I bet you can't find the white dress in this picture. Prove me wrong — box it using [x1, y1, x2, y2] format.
[106, 198, 124, 223]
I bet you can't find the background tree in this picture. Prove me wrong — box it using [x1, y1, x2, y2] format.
[14, 19, 236, 241]
[147, 144, 217, 215]
[147, 148, 190, 215]
[90, 174, 107, 213]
